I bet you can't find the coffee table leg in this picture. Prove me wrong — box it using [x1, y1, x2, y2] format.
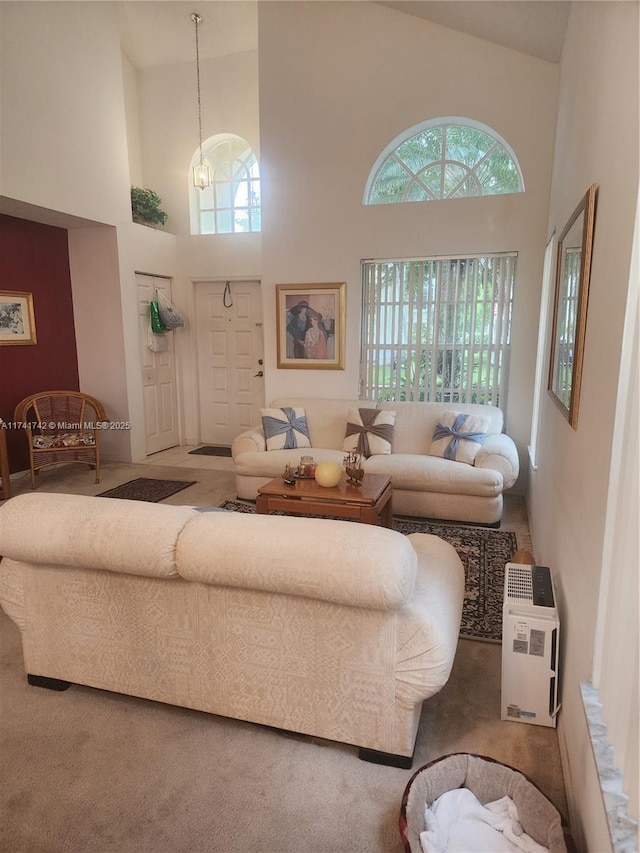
[381, 492, 393, 528]
[256, 495, 268, 515]
[361, 506, 376, 525]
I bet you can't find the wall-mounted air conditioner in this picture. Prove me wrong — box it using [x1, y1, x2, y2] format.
[501, 563, 560, 728]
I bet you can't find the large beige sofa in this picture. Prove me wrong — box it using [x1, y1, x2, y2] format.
[0, 492, 464, 766]
[232, 398, 519, 525]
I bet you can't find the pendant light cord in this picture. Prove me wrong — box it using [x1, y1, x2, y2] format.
[192, 13, 204, 166]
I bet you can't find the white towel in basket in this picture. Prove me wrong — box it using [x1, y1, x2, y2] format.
[420, 788, 550, 853]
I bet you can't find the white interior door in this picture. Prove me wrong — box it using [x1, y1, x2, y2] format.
[196, 280, 264, 446]
[137, 274, 180, 455]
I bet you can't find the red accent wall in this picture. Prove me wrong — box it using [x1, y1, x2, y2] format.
[0, 214, 80, 473]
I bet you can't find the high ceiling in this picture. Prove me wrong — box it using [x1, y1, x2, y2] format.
[378, 2, 570, 63]
[118, 1, 570, 69]
[117, 2, 259, 68]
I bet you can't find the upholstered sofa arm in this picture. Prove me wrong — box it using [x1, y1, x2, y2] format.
[177, 512, 417, 610]
[395, 534, 465, 704]
[0, 493, 197, 578]
[474, 433, 519, 490]
[232, 427, 266, 456]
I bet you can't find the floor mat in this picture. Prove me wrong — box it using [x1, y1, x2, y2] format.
[96, 478, 197, 502]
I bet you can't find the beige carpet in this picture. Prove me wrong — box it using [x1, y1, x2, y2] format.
[0, 462, 568, 852]
[0, 619, 568, 853]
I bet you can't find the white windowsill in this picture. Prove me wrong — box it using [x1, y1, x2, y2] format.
[580, 682, 639, 853]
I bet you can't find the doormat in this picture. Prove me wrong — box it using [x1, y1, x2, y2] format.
[219, 500, 519, 643]
[188, 446, 232, 457]
[97, 478, 197, 503]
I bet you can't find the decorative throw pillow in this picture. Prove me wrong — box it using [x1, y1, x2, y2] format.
[261, 407, 311, 451]
[343, 408, 396, 458]
[429, 411, 491, 465]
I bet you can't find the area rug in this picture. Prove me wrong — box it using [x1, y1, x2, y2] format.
[188, 446, 232, 457]
[219, 500, 518, 642]
[96, 478, 197, 503]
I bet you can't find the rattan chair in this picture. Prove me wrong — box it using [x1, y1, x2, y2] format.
[14, 391, 109, 488]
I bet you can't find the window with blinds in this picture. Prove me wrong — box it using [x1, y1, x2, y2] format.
[360, 254, 516, 409]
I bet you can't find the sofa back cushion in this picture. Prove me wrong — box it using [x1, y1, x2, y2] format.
[376, 401, 504, 455]
[0, 493, 196, 578]
[269, 398, 376, 451]
[177, 512, 417, 611]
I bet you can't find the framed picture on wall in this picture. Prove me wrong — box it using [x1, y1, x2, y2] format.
[276, 282, 346, 369]
[0, 291, 37, 346]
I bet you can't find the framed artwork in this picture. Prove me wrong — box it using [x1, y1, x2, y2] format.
[548, 184, 597, 428]
[276, 282, 346, 369]
[0, 291, 37, 346]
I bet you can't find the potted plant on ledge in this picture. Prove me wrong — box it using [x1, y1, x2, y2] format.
[130, 186, 168, 227]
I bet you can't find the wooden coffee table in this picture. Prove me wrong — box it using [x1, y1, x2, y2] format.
[256, 473, 393, 527]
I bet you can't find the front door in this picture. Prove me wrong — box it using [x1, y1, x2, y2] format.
[195, 280, 264, 446]
[137, 273, 180, 455]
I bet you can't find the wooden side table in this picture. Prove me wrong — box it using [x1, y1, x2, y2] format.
[0, 424, 10, 500]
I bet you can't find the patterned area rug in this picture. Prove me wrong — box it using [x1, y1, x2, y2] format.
[96, 478, 197, 502]
[219, 500, 518, 642]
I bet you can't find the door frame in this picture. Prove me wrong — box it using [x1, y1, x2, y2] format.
[135, 272, 182, 457]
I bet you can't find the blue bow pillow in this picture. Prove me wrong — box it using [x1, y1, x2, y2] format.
[429, 411, 491, 465]
[261, 407, 311, 451]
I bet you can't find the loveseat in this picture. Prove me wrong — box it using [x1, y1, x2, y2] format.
[232, 398, 519, 525]
[0, 492, 464, 766]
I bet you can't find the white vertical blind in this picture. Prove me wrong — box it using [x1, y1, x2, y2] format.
[361, 253, 516, 409]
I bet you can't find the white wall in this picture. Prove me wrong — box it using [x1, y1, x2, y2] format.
[257, 1, 559, 490]
[0, 2, 131, 226]
[122, 51, 144, 189]
[135, 50, 260, 237]
[528, 3, 639, 850]
[0, 2, 143, 457]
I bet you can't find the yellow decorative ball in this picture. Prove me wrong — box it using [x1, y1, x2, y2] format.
[314, 461, 343, 488]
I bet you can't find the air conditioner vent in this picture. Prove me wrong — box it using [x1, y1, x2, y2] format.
[506, 565, 534, 602]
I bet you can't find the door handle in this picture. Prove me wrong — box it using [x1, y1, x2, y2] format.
[254, 370, 264, 377]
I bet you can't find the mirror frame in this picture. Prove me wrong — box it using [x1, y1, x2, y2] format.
[548, 183, 598, 428]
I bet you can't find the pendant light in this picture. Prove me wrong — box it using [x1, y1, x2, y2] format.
[191, 12, 211, 190]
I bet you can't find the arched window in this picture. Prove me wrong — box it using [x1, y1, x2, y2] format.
[364, 118, 523, 205]
[189, 133, 261, 234]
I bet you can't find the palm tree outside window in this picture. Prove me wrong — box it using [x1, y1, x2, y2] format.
[364, 118, 524, 205]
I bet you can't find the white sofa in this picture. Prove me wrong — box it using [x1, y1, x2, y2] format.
[232, 398, 519, 525]
[0, 492, 464, 766]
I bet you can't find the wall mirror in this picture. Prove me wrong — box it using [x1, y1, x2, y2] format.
[548, 183, 597, 428]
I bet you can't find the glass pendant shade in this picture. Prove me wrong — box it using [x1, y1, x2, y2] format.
[193, 161, 211, 190]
